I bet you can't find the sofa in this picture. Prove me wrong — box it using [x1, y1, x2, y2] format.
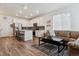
[55, 31, 79, 41]
[55, 31, 79, 56]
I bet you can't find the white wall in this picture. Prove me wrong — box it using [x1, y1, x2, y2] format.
[0, 15, 13, 37]
[70, 4, 79, 31]
[0, 15, 29, 37]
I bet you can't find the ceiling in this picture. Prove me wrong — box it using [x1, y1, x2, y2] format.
[0, 3, 73, 20]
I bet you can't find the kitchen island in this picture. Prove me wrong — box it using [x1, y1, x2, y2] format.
[16, 30, 33, 41]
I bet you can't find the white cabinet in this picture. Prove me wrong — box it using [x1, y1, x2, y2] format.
[24, 30, 33, 41]
[16, 30, 33, 41]
[35, 30, 45, 37]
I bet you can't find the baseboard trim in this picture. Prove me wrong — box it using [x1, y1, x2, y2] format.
[0, 36, 14, 38]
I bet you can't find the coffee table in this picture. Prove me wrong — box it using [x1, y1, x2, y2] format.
[39, 37, 65, 53]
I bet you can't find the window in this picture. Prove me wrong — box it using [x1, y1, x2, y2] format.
[53, 13, 71, 30]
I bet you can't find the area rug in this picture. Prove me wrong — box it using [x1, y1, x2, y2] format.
[32, 43, 68, 56]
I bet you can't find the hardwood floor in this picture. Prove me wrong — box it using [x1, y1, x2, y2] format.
[0, 37, 47, 56]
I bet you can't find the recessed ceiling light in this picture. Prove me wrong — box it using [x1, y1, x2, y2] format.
[19, 10, 22, 14]
[30, 13, 33, 16]
[16, 14, 18, 16]
[36, 10, 39, 14]
[24, 6, 28, 10]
